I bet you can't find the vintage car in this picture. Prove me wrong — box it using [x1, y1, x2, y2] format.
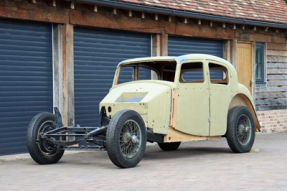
[27, 54, 260, 168]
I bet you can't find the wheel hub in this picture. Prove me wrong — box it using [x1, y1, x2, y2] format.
[38, 121, 58, 156]
[119, 119, 142, 159]
[237, 114, 252, 145]
[123, 132, 132, 143]
[131, 135, 139, 144]
[239, 124, 245, 133]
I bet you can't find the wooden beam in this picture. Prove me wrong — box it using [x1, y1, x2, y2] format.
[164, 127, 221, 142]
[231, 39, 237, 68]
[53, 24, 64, 116]
[151, 34, 161, 80]
[161, 33, 168, 56]
[223, 40, 231, 62]
[62, 24, 75, 126]
[0, 1, 69, 24]
[70, 9, 164, 34]
[152, 34, 161, 57]
[236, 30, 286, 44]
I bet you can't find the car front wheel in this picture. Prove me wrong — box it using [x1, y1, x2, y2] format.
[106, 110, 147, 168]
[226, 106, 255, 153]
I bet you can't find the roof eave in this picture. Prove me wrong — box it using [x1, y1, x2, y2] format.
[75, 0, 287, 29]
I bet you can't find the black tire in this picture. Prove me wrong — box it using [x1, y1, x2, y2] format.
[26, 112, 64, 164]
[226, 106, 255, 153]
[158, 142, 181, 151]
[106, 110, 147, 168]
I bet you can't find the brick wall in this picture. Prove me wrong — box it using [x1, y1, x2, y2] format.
[257, 109, 287, 133]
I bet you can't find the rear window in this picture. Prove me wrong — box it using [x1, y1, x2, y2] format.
[209, 63, 229, 85]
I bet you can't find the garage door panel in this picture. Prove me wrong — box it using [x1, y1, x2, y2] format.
[74, 27, 151, 126]
[0, 141, 27, 149]
[0, 147, 27, 155]
[0, 19, 53, 155]
[168, 36, 224, 81]
[168, 36, 223, 57]
[0, 111, 51, 118]
[75, 45, 147, 53]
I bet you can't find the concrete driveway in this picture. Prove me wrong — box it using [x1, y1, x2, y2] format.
[0, 131, 287, 191]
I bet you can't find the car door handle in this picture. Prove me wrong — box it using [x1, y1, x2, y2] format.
[250, 80, 252, 87]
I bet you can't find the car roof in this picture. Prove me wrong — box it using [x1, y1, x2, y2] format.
[119, 54, 234, 69]
[118, 56, 176, 66]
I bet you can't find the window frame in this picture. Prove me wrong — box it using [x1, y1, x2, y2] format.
[207, 61, 230, 86]
[255, 42, 266, 84]
[113, 64, 160, 86]
[178, 61, 206, 84]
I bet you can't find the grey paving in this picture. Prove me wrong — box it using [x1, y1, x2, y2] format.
[0, 132, 287, 191]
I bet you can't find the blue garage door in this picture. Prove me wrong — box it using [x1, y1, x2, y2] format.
[168, 36, 224, 81]
[0, 19, 53, 155]
[74, 27, 151, 127]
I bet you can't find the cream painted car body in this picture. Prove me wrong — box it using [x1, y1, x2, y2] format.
[100, 54, 260, 142]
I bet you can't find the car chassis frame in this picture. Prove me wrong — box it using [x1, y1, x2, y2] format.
[41, 107, 161, 152]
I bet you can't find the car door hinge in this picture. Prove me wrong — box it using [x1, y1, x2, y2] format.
[208, 118, 211, 122]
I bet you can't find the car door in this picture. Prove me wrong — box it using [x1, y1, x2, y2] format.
[175, 60, 210, 136]
[207, 61, 232, 136]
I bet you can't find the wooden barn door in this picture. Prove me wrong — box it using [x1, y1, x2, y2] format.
[237, 42, 253, 94]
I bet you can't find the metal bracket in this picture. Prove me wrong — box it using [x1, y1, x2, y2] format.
[54, 107, 63, 128]
[100, 107, 110, 127]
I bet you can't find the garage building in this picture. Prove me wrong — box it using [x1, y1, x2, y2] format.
[0, 0, 286, 155]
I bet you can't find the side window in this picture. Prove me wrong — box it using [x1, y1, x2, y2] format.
[208, 63, 228, 85]
[255, 42, 265, 84]
[180, 62, 204, 83]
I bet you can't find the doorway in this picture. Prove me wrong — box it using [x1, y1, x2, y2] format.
[236, 42, 253, 94]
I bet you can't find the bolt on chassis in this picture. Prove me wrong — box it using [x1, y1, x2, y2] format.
[27, 54, 261, 168]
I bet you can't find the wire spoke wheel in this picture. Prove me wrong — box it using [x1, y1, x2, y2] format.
[236, 114, 252, 145]
[106, 110, 146, 168]
[119, 120, 142, 159]
[226, 106, 255, 153]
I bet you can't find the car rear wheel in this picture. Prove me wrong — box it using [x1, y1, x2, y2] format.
[158, 142, 181, 151]
[106, 110, 147, 168]
[226, 106, 255, 153]
[26, 112, 64, 164]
